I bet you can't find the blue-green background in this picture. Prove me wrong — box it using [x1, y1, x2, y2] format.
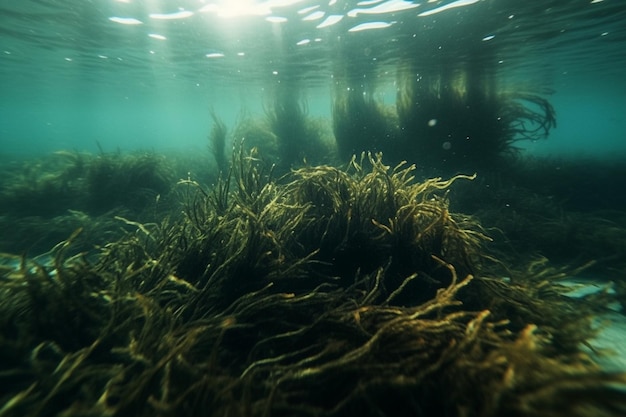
[1, 0, 625, 158]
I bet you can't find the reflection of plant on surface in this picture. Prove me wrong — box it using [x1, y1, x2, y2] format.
[329, 60, 556, 175]
[1, 149, 624, 417]
[396, 66, 556, 173]
[208, 109, 229, 175]
[265, 85, 336, 172]
[265, 86, 309, 171]
[224, 98, 335, 176]
[332, 79, 401, 162]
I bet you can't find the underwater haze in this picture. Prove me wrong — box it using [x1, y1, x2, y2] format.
[4, 2, 626, 417]
[1, 0, 625, 157]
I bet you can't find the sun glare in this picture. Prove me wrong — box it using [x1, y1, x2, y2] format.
[206, 0, 271, 18]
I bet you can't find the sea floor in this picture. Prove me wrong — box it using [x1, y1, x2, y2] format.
[563, 277, 626, 372]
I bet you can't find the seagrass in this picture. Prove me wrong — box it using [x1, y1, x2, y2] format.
[1, 150, 624, 417]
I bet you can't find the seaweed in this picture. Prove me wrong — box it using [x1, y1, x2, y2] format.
[0, 151, 178, 254]
[231, 115, 280, 161]
[1, 150, 625, 417]
[449, 155, 626, 273]
[84, 151, 174, 214]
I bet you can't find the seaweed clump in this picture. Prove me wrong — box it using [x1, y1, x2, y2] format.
[0, 151, 176, 254]
[1, 150, 625, 417]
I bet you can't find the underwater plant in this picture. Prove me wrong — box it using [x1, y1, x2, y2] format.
[0, 152, 85, 218]
[0, 151, 178, 254]
[1, 149, 625, 417]
[447, 155, 626, 274]
[84, 151, 174, 214]
[230, 114, 280, 161]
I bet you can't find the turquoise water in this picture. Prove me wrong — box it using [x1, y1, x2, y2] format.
[1, 0, 625, 156]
